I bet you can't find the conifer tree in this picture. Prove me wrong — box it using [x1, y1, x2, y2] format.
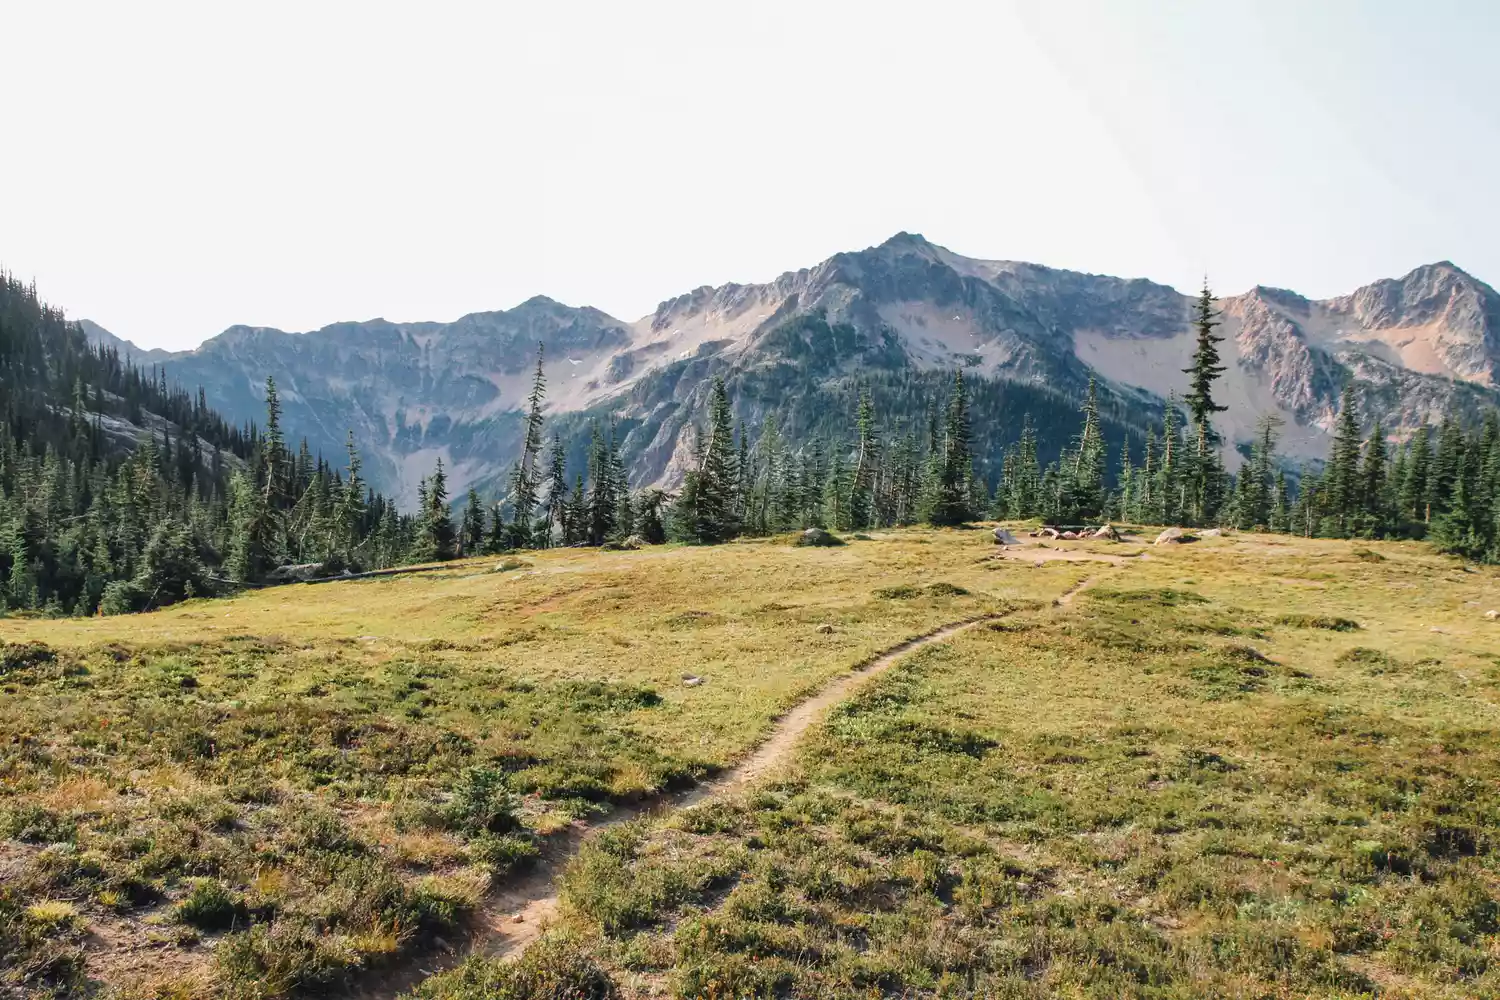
[506, 344, 548, 547]
[1327, 385, 1362, 534]
[540, 433, 568, 546]
[924, 371, 977, 526]
[679, 376, 740, 543]
[335, 430, 366, 563]
[849, 389, 877, 530]
[414, 459, 456, 561]
[1182, 282, 1228, 523]
[461, 488, 486, 555]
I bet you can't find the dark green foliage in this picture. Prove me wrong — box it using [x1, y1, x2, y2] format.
[922, 370, 978, 526]
[0, 277, 420, 612]
[444, 766, 521, 835]
[175, 878, 248, 931]
[409, 936, 620, 1000]
[1277, 614, 1362, 632]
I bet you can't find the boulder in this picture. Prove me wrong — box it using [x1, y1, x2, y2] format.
[1060, 530, 1080, 540]
[1092, 524, 1121, 541]
[993, 527, 1021, 545]
[1200, 528, 1224, 538]
[1155, 527, 1198, 546]
[266, 562, 323, 583]
[1041, 527, 1061, 540]
[621, 534, 646, 550]
[796, 527, 844, 547]
[1485, 610, 1498, 621]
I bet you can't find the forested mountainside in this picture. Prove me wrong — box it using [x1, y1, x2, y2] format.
[0, 274, 415, 616]
[94, 234, 1500, 506]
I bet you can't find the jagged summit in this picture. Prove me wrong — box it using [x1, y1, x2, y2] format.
[82, 239, 1500, 505]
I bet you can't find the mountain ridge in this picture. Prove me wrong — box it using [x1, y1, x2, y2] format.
[82, 235, 1500, 504]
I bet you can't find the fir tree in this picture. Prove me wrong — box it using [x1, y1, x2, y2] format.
[688, 376, 740, 543]
[924, 371, 977, 526]
[461, 488, 486, 555]
[414, 459, 456, 561]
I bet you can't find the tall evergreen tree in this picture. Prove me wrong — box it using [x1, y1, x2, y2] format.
[507, 343, 547, 546]
[924, 371, 977, 526]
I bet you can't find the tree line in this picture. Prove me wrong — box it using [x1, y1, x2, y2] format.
[0, 274, 421, 615]
[463, 282, 1500, 564]
[8, 267, 1500, 620]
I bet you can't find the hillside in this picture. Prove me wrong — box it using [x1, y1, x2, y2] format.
[2, 529, 1497, 998]
[87, 236, 1500, 506]
[0, 274, 411, 616]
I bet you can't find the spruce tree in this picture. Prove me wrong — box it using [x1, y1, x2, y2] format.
[924, 371, 977, 526]
[461, 488, 486, 555]
[849, 389, 877, 530]
[335, 430, 366, 563]
[542, 433, 569, 547]
[690, 376, 740, 543]
[508, 343, 547, 546]
[1327, 385, 1362, 534]
[1182, 282, 1228, 523]
[414, 459, 456, 561]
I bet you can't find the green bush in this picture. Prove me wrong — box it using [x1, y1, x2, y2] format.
[1277, 613, 1361, 631]
[99, 580, 145, 616]
[445, 766, 521, 835]
[408, 935, 619, 999]
[175, 878, 248, 931]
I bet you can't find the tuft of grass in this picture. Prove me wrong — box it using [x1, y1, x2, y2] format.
[24, 899, 80, 931]
[1277, 612, 1362, 631]
[175, 879, 247, 932]
[405, 935, 619, 999]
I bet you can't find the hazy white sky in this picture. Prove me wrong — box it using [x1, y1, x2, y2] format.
[4, 1, 1497, 350]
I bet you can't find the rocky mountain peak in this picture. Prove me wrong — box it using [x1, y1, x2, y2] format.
[82, 238, 1500, 505]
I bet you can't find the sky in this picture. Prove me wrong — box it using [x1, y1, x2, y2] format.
[3, 1, 1498, 351]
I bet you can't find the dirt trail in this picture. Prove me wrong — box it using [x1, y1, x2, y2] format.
[366, 569, 1115, 996]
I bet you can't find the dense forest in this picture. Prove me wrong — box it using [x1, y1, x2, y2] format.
[0, 274, 416, 615]
[6, 271, 1500, 621]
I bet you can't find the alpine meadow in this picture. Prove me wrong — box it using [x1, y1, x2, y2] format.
[4, 252, 1500, 1000]
[6, 9, 1500, 991]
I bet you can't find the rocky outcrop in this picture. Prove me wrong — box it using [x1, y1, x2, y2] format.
[85, 236, 1500, 506]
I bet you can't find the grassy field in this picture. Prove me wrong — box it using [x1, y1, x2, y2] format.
[0, 530, 1060, 997]
[3, 529, 1499, 998]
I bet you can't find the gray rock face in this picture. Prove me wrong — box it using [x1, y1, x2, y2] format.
[86, 235, 1500, 506]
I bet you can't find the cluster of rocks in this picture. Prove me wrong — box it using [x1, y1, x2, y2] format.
[1013, 524, 1121, 542]
[1153, 526, 1228, 545]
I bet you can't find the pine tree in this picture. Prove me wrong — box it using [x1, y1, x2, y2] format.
[542, 433, 569, 547]
[1400, 424, 1432, 524]
[1006, 415, 1041, 520]
[1182, 282, 1228, 523]
[849, 389, 877, 530]
[335, 430, 366, 564]
[461, 488, 486, 555]
[414, 459, 456, 561]
[1062, 375, 1106, 522]
[688, 376, 740, 543]
[585, 422, 618, 545]
[1327, 385, 1362, 534]
[1359, 420, 1390, 535]
[924, 371, 977, 526]
[508, 343, 547, 546]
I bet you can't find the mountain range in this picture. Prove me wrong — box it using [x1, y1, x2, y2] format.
[84, 234, 1500, 505]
